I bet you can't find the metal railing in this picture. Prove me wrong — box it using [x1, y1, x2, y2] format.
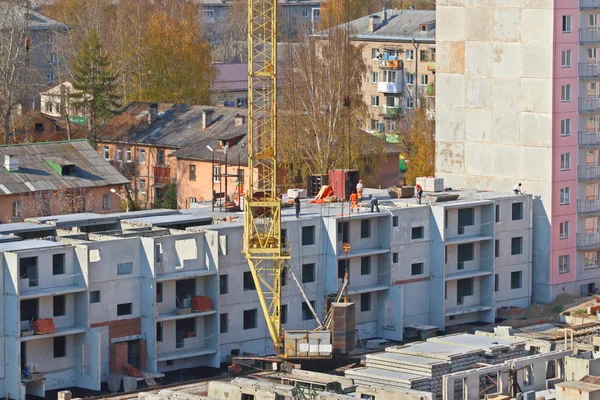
[577, 233, 600, 248]
[580, 29, 600, 44]
[579, 97, 600, 114]
[581, 0, 600, 8]
[578, 165, 600, 180]
[378, 106, 401, 117]
[579, 131, 600, 146]
[578, 199, 600, 213]
[579, 63, 600, 78]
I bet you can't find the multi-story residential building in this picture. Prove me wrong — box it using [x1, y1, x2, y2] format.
[0, 140, 128, 223]
[315, 10, 436, 134]
[435, 0, 600, 302]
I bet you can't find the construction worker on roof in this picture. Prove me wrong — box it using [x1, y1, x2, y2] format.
[350, 190, 359, 213]
[416, 183, 423, 205]
[356, 179, 364, 200]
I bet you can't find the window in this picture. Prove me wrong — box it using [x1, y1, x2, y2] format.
[420, 74, 429, 86]
[562, 15, 572, 32]
[457, 243, 474, 269]
[243, 271, 256, 291]
[302, 10, 309, 17]
[511, 271, 522, 289]
[117, 262, 133, 275]
[392, 216, 399, 227]
[281, 267, 287, 287]
[560, 187, 570, 205]
[360, 293, 371, 312]
[495, 204, 500, 223]
[103, 146, 110, 160]
[457, 278, 474, 304]
[382, 70, 397, 83]
[117, 303, 132, 316]
[560, 153, 571, 171]
[590, 47, 598, 60]
[213, 166, 220, 182]
[338, 259, 347, 279]
[156, 282, 163, 303]
[102, 193, 110, 210]
[140, 179, 146, 194]
[302, 301, 316, 321]
[371, 72, 379, 83]
[561, 50, 571, 67]
[458, 208, 475, 232]
[54, 336, 66, 358]
[512, 203, 523, 220]
[12, 201, 22, 218]
[53, 295, 66, 317]
[302, 226, 316, 245]
[219, 274, 228, 294]
[139, 149, 146, 164]
[90, 290, 101, 303]
[243, 309, 257, 329]
[361, 220, 371, 238]
[495, 239, 500, 258]
[156, 323, 163, 342]
[116, 148, 122, 162]
[125, 148, 132, 162]
[370, 120, 379, 131]
[406, 97, 414, 109]
[21, 298, 38, 322]
[406, 73, 414, 85]
[302, 263, 315, 283]
[420, 50, 428, 61]
[411, 262, 424, 276]
[494, 274, 499, 292]
[559, 221, 570, 239]
[158, 149, 165, 165]
[45, 102, 53, 113]
[412, 226, 424, 239]
[585, 251, 599, 269]
[19, 257, 38, 287]
[558, 255, 570, 273]
[53, 254, 65, 275]
[47, 72, 55, 84]
[511, 237, 523, 255]
[361, 257, 371, 275]
[220, 313, 228, 333]
[281, 304, 288, 324]
[591, 13, 598, 27]
[371, 96, 379, 106]
[561, 119, 571, 136]
[561, 84, 571, 102]
[406, 49, 414, 60]
[392, 252, 399, 263]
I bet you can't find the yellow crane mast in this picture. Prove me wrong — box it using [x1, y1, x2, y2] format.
[242, 0, 289, 354]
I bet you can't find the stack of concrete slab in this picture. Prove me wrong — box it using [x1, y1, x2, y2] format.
[345, 333, 527, 397]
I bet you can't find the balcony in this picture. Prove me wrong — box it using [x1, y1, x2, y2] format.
[580, 29, 600, 44]
[579, 63, 600, 78]
[154, 165, 171, 181]
[426, 84, 435, 96]
[377, 59, 403, 70]
[581, 0, 600, 9]
[577, 233, 600, 249]
[378, 81, 402, 94]
[578, 199, 600, 214]
[427, 61, 436, 71]
[378, 106, 401, 118]
[579, 97, 600, 114]
[579, 131, 600, 147]
[578, 165, 600, 180]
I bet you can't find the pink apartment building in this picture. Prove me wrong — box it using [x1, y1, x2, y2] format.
[435, 0, 600, 302]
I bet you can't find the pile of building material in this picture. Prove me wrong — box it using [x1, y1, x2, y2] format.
[345, 333, 526, 396]
[416, 177, 444, 192]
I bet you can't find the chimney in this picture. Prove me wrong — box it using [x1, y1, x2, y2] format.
[4, 155, 18, 172]
[148, 103, 159, 125]
[202, 109, 215, 130]
[383, 8, 388, 23]
[368, 15, 381, 33]
[235, 114, 246, 128]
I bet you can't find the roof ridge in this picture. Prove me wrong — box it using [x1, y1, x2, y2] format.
[0, 139, 87, 149]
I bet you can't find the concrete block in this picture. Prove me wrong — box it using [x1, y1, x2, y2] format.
[492, 110, 520, 144]
[436, 141, 465, 174]
[437, 107, 465, 141]
[58, 391, 72, 400]
[521, 44, 553, 78]
[437, 8, 465, 42]
[493, 78, 521, 111]
[465, 42, 492, 76]
[107, 374, 122, 393]
[521, 78, 552, 113]
[466, 76, 493, 109]
[437, 41, 466, 74]
[465, 8, 494, 41]
[437, 75, 466, 108]
[494, 9, 521, 42]
[521, 10, 553, 43]
[492, 43, 522, 78]
[123, 376, 138, 392]
[519, 113, 552, 147]
[465, 109, 492, 142]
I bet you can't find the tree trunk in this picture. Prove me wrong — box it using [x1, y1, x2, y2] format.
[4, 114, 11, 144]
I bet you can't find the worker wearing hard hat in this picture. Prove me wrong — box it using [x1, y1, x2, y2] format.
[356, 179, 364, 200]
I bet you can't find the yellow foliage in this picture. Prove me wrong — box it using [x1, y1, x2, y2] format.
[404, 106, 435, 186]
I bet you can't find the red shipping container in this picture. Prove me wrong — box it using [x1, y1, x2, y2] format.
[32, 319, 56, 334]
[191, 296, 212, 312]
[328, 169, 360, 201]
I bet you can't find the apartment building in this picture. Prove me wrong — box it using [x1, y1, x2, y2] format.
[315, 10, 436, 134]
[435, 0, 600, 302]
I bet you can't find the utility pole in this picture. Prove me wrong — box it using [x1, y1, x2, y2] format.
[412, 38, 420, 110]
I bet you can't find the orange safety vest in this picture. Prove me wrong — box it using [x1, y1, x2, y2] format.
[350, 193, 358, 203]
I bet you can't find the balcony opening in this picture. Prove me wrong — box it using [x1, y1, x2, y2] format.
[54, 336, 66, 358]
[19, 256, 38, 287]
[52, 253, 65, 275]
[338, 259, 348, 279]
[457, 243, 474, 270]
[128, 339, 141, 369]
[457, 208, 474, 235]
[337, 221, 349, 243]
[456, 278, 474, 305]
[176, 279, 196, 309]
[20, 298, 39, 324]
[176, 318, 196, 349]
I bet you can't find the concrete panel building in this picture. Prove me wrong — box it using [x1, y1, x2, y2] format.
[435, 0, 600, 302]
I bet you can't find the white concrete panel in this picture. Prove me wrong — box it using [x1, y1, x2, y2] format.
[467, 0, 494, 7]
[436, 108, 466, 141]
[438, 0, 467, 6]
[436, 74, 466, 108]
[522, 0, 553, 10]
[521, 44, 553, 78]
[493, 78, 521, 111]
[465, 143, 513, 178]
[466, 42, 493, 76]
[521, 9, 553, 43]
[520, 113, 552, 147]
[494, 9, 521, 42]
[465, 8, 494, 41]
[465, 174, 493, 190]
[496, 0, 520, 8]
[521, 78, 552, 113]
[492, 110, 521, 144]
[437, 8, 465, 42]
[436, 141, 465, 174]
[493, 43, 522, 77]
[465, 109, 492, 142]
[436, 173, 467, 190]
[466, 75, 493, 109]
[519, 146, 552, 182]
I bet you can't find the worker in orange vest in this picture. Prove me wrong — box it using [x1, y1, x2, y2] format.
[416, 184, 423, 204]
[350, 190, 359, 213]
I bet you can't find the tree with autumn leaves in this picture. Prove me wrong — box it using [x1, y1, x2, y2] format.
[404, 105, 435, 185]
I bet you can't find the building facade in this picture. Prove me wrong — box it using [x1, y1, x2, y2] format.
[435, 0, 600, 302]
